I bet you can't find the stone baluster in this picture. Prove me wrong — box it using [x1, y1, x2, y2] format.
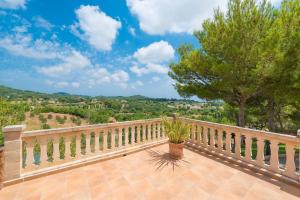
[53, 135, 60, 163]
[103, 130, 108, 151]
[225, 131, 231, 154]
[191, 124, 195, 143]
[150, 124, 153, 141]
[142, 124, 147, 142]
[65, 134, 71, 160]
[284, 143, 296, 178]
[137, 125, 141, 143]
[111, 129, 115, 149]
[3, 125, 26, 181]
[157, 123, 161, 140]
[153, 124, 157, 140]
[234, 132, 241, 159]
[245, 135, 252, 162]
[256, 138, 265, 166]
[131, 126, 135, 145]
[86, 131, 91, 155]
[125, 127, 129, 146]
[39, 137, 48, 167]
[118, 127, 123, 147]
[218, 129, 223, 151]
[75, 132, 82, 158]
[161, 123, 165, 138]
[210, 128, 215, 149]
[197, 125, 201, 145]
[270, 140, 279, 172]
[25, 138, 34, 171]
[94, 130, 100, 153]
[203, 127, 208, 148]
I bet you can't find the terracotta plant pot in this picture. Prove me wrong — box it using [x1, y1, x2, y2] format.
[169, 142, 184, 159]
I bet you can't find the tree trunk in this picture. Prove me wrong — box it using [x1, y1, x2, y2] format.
[238, 100, 246, 127]
[267, 98, 275, 132]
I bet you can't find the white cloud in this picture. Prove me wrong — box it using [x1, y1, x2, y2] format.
[133, 40, 174, 64]
[0, 0, 27, 10]
[86, 68, 129, 88]
[126, 0, 226, 35]
[0, 33, 62, 59]
[33, 16, 54, 31]
[72, 5, 121, 51]
[130, 41, 173, 76]
[46, 80, 80, 88]
[37, 51, 91, 77]
[130, 63, 168, 76]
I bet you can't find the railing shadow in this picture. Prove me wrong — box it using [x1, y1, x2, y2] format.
[146, 149, 190, 171]
[184, 144, 300, 198]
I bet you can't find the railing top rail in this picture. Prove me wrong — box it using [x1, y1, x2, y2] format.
[181, 117, 300, 143]
[22, 118, 165, 138]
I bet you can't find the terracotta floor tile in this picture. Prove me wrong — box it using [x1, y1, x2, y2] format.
[0, 144, 299, 200]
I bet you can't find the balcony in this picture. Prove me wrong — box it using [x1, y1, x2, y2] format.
[0, 118, 299, 199]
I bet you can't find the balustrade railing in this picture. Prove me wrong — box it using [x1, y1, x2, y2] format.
[181, 117, 300, 182]
[1, 118, 167, 184]
[1, 117, 299, 186]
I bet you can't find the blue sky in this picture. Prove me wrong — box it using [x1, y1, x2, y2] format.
[0, 0, 281, 98]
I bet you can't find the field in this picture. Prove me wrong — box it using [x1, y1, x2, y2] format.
[24, 112, 89, 131]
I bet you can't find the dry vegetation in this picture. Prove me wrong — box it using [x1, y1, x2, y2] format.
[24, 112, 89, 131]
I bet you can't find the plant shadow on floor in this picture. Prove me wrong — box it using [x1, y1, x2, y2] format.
[146, 149, 190, 171]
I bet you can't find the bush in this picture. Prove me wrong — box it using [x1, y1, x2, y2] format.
[47, 114, 53, 119]
[71, 116, 81, 126]
[55, 115, 65, 124]
[39, 114, 47, 123]
[41, 123, 51, 129]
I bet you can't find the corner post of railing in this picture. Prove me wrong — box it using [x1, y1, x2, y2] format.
[2, 125, 26, 184]
[0, 143, 4, 189]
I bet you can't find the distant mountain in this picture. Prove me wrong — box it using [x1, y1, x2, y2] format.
[0, 85, 50, 99]
[52, 92, 71, 96]
[0, 85, 200, 102]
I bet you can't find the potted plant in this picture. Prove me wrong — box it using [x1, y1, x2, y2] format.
[162, 117, 190, 159]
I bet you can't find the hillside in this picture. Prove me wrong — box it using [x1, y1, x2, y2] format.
[24, 112, 89, 130]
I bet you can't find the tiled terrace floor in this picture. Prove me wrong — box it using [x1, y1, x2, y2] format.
[0, 144, 299, 200]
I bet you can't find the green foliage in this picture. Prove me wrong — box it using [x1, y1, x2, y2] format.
[0, 99, 29, 146]
[47, 139, 54, 162]
[81, 133, 86, 154]
[41, 123, 51, 129]
[55, 115, 65, 124]
[59, 137, 65, 159]
[169, 0, 300, 131]
[70, 136, 76, 157]
[39, 114, 47, 123]
[162, 117, 191, 143]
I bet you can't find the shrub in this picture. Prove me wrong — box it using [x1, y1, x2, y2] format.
[41, 123, 51, 129]
[47, 114, 53, 119]
[55, 115, 65, 124]
[162, 117, 190, 144]
[39, 114, 47, 123]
